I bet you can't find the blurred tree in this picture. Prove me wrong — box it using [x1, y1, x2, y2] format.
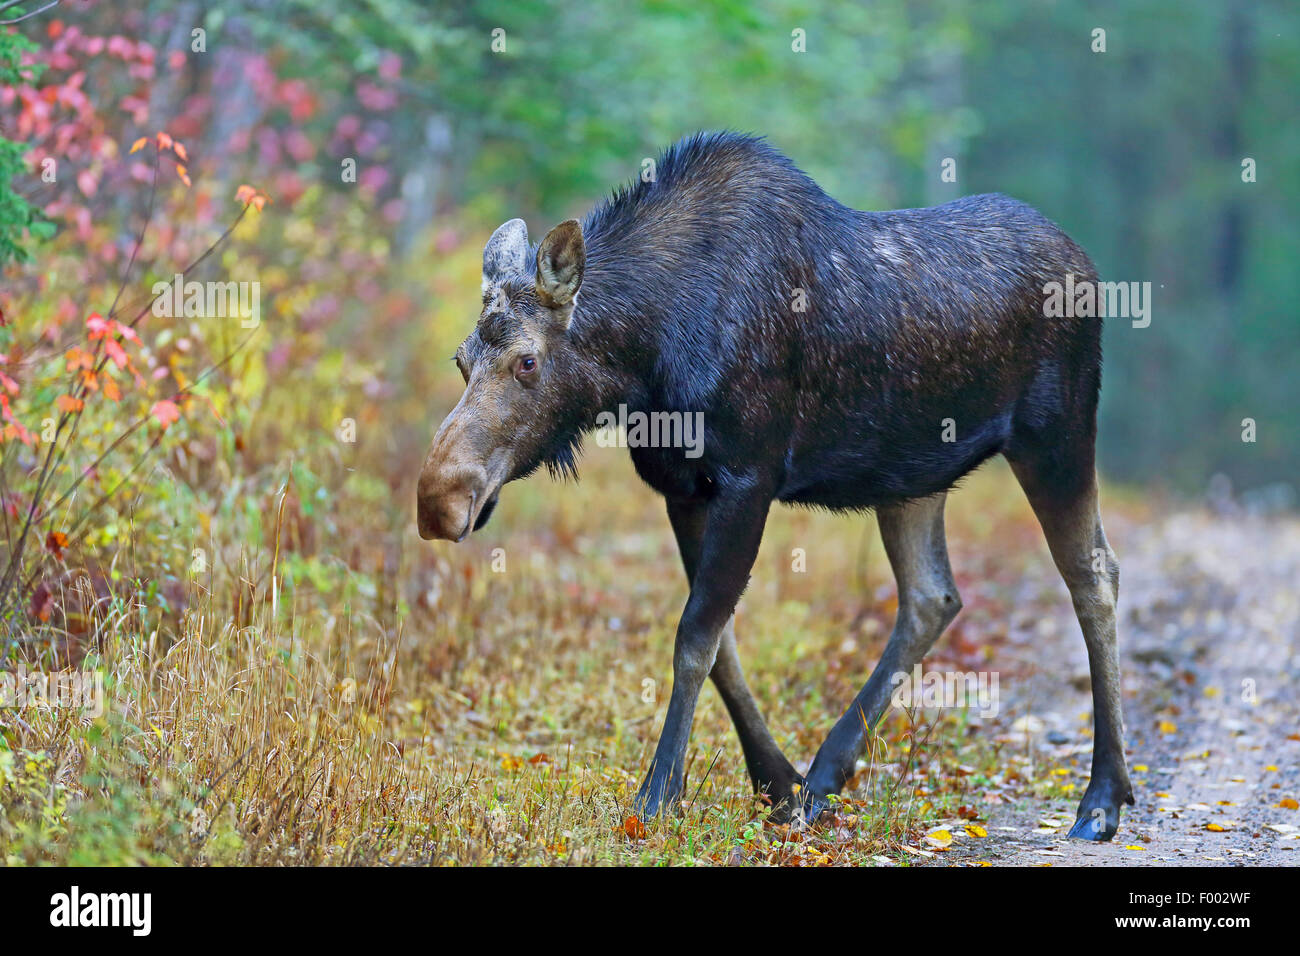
[5, 0, 1296, 491]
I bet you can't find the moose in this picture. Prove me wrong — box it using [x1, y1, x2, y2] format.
[417, 132, 1132, 841]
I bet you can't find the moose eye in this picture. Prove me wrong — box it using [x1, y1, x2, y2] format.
[515, 354, 538, 380]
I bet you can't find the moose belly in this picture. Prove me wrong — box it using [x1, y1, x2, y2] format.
[776, 406, 1016, 510]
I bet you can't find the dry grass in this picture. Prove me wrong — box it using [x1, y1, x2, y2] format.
[1, 441, 1080, 866]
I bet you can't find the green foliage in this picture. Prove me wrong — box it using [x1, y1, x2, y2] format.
[0, 26, 43, 268]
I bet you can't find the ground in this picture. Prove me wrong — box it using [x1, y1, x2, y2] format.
[928, 503, 1300, 866]
[5, 451, 1297, 866]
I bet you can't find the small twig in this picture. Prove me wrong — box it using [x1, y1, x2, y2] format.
[0, 0, 60, 26]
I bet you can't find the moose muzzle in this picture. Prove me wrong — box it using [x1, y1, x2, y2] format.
[416, 461, 491, 541]
[416, 395, 502, 541]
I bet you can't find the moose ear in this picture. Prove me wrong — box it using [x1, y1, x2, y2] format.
[482, 218, 530, 289]
[535, 219, 585, 310]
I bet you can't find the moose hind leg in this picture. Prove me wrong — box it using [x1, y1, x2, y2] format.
[803, 493, 961, 820]
[1012, 463, 1132, 841]
[712, 621, 804, 818]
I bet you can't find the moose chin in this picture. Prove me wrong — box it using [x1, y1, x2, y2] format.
[416, 131, 1131, 841]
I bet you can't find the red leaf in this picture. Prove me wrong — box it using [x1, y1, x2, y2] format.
[28, 581, 53, 623]
[45, 531, 68, 559]
[104, 338, 128, 369]
[150, 399, 181, 428]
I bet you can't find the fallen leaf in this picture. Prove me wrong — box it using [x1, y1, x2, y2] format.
[923, 829, 953, 849]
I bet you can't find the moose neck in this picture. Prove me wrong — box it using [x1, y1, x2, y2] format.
[563, 253, 662, 416]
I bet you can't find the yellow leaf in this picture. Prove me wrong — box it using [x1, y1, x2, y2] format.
[1277, 798, 1299, 810]
[1158, 720, 1177, 734]
[1124, 845, 1147, 851]
[923, 829, 953, 848]
[129, 136, 147, 154]
[1205, 823, 1226, 832]
[965, 825, 987, 838]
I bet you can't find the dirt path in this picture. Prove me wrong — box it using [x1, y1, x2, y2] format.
[940, 507, 1300, 866]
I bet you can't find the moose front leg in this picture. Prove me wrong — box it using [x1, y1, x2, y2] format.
[633, 481, 773, 819]
[665, 497, 803, 818]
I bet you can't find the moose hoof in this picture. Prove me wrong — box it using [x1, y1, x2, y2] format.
[777, 788, 830, 829]
[1067, 781, 1133, 841]
[761, 777, 808, 825]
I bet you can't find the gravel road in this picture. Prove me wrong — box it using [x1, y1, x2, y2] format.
[939, 506, 1300, 866]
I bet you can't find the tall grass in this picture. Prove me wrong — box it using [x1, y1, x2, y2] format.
[2, 443, 1052, 865]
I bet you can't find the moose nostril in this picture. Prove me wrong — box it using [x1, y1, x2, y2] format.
[416, 467, 489, 541]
